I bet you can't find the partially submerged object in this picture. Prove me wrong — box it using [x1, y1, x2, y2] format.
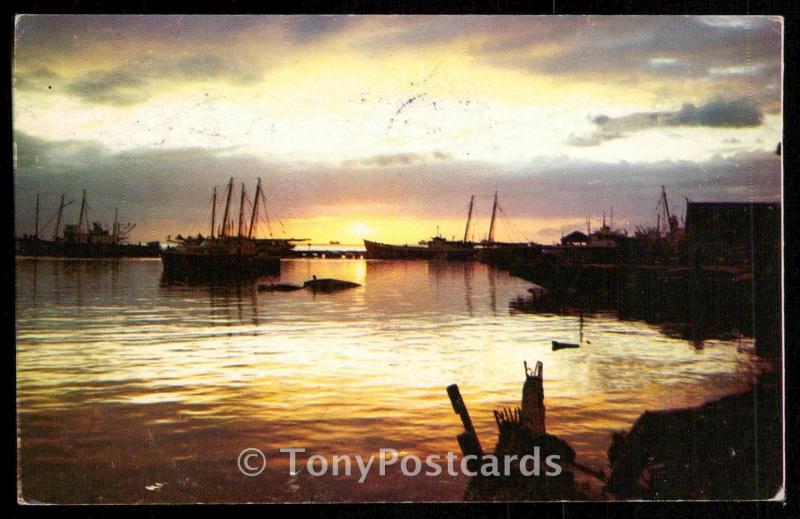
[552, 341, 580, 351]
[257, 283, 303, 292]
[303, 277, 361, 292]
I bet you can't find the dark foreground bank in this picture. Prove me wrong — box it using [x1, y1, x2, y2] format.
[606, 369, 783, 500]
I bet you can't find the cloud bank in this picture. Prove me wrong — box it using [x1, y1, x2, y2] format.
[14, 131, 781, 241]
[569, 98, 765, 146]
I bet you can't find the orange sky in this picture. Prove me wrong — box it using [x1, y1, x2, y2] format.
[13, 15, 783, 243]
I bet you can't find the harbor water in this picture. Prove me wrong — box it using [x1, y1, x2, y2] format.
[15, 257, 764, 502]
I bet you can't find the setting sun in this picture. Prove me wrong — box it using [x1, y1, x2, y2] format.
[349, 222, 372, 239]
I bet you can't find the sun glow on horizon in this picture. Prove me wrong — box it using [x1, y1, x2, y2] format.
[348, 222, 373, 240]
[12, 16, 783, 240]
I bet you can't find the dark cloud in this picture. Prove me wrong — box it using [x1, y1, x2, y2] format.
[361, 16, 782, 113]
[290, 15, 359, 42]
[356, 16, 780, 80]
[342, 151, 452, 168]
[14, 131, 780, 241]
[13, 66, 62, 93]
[568, 98, 764, 146]
[65, 71, 147, 106]
[566, 132, 621, 147]
[13, 15, 783, 113]
[47, 54, 263, 105]
[14, 15, 276, 105]
[663, 99, 763, 127]
[14, 15, 356, 54]
[470, 16, 782, 94]
[15, 15, 274, 56]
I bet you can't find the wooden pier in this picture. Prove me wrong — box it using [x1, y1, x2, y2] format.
[287, 249, 365, 259]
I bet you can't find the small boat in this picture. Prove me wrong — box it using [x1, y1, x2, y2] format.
[552, 341, 580, 351]
[363, 195, 478, 260]
[257, 283, 303, 292]
[303, 277, 361, 292]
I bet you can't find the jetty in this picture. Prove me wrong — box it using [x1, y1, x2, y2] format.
[493, 197, 781, 358]
[288, 248, 365, 259]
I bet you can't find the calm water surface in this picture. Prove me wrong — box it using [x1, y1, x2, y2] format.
[16, 257, 762, 502]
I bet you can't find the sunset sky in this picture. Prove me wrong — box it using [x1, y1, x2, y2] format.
[13, 15, 783, 244]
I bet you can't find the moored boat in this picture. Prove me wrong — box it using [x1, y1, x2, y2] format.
[161, 177, 287, 282]
[16, 191, 160, 258]
[363, 237, 475, 260]
[364, 195, 477, 260]
[160, 236, 265, 281]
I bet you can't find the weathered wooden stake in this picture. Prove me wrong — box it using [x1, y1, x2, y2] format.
[521, 361, 546, 434]
[447, 384, 483, 458]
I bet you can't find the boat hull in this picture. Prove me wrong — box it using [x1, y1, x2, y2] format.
[364, 240, 434, 260]
[363, 239, 474, 260]
[160, 249, 279, 283]
[16, 238, 160, 258]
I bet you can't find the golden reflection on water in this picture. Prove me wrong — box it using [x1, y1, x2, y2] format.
[16, 258, 762, 503]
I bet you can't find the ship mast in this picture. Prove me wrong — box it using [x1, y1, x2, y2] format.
[210, 187, 217, 238]
[487, 190, 498, 244]
[113, 207, 119, 244]
[463, 195, 474, 242]
[661, 185, 678, 235]
[53, 194, 65, 240]
[34, 193, 39, 239]
[237, 182, 247, 238]
[248, 178, 262, 239]
[77, 190, 87, 233]
[220, 178, 234, 238]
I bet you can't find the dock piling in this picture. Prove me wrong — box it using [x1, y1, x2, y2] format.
[447, 384, 484, 459]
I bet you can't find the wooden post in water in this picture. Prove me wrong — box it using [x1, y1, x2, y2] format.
[447, 384, 483, 460]
[521, 361, 546, 435]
